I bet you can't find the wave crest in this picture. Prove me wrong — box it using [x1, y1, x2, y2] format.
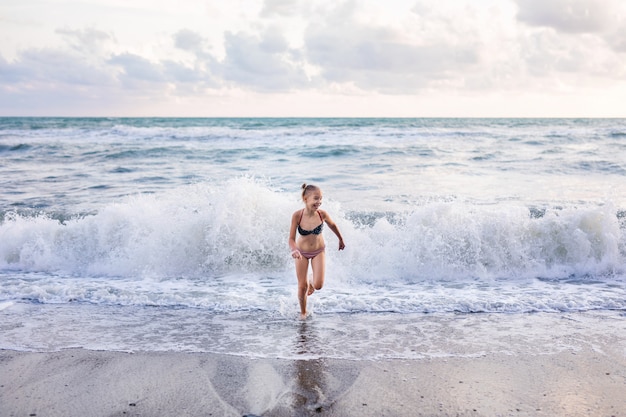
[1, 179, 624, 282]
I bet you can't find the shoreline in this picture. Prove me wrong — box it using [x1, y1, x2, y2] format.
[2, 345, 625, 417]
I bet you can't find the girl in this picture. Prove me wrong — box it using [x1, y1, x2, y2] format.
[289, 183, 345, 319]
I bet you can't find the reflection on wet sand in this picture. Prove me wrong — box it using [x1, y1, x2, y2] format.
[293, 321, 327, 415]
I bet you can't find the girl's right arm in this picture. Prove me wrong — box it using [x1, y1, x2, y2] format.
[289, 211, 302, 259]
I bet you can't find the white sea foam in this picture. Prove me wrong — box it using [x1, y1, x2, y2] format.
[1, 178, 625, 314]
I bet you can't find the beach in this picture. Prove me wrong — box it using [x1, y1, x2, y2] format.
[1, 346, 624, 417]
[2, 312, 626, 417]
[1, 118, 626, 416]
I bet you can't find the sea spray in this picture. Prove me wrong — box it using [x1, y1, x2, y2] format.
[337, 201, 624, 284]
[2, 179, 624, 286]
[1, 178, 295, 277]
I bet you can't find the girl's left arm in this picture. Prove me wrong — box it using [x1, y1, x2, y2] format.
[321, 210, 345, 251]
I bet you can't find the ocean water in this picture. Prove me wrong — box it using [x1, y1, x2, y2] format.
[1, 117, 626, 359]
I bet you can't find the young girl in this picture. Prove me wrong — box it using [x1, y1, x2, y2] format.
[289, 183, 345, 319]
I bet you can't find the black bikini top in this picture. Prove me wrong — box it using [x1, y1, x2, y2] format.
[298, 209, 324, 236]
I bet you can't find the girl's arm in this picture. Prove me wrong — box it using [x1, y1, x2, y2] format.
[289, 211, 302, 259]
[320, 210, 345, 250]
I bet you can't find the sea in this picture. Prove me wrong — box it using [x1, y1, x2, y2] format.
[1, 117, 626, 360]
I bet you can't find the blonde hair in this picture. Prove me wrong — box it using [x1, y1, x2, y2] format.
[301, 183, 321, 199]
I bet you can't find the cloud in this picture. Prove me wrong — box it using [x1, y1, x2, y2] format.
[514, 0, 615, 33]
[1, 48, 114, 87]
[55, 27, 114, 54]
[306, 28, 478, 83]
[0, 54, 25, 84]
[162, 60, 209, 84]
[261, 0, 301, 17]
[511, 0, 626, 82]
[219, 27, 310, 91]
[174, 29, 209, 55]
[108, 53, 166, 85]
[606, 32, 626, 53]
[0, 47, 122, 115]
[303, 2, 480, 93]
[1, 0, 625, 116]
[514, 0, 626, 54]
[0, 33, 213, 114]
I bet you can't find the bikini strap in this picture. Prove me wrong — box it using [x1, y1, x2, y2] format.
[299, 209, 323, 224]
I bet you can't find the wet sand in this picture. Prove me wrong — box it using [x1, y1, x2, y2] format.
[1, 344, 625, 417]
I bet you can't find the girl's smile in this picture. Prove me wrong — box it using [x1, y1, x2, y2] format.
[305, 192, 323, 210]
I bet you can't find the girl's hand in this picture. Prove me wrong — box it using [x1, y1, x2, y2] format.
[338, 240, 345, 251]
[291, 249, 302, 259]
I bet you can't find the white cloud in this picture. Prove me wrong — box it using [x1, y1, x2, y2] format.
[0, 0, 624, 116]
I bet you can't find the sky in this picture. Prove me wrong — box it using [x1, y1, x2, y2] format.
[1, 0, 625, 117]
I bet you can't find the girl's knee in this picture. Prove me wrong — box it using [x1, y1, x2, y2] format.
[313, 277, 324, 290]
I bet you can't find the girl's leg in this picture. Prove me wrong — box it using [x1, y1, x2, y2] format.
[295, 257, 310, 318]
[310, 251, 326, 291]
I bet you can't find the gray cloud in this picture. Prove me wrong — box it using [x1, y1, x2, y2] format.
[0, 48, 120, 115]
[1, 48, 114, 86]
[606, 31, 626, 52]
[108, 53, 167, 87]
[0, 54, 27, 83]
[163, 60, 210, 84]
[512, 0, 626, 80]
[56, 27, 114, 53]
[303, 5, 479, 93]
[170, 29, 219, 88]
[106, 52, 216, 95]
[261, 0, 301, 17]
[307, 29, 476, 75]
[0, 83, 125, 116]
[514, 0, 617, 34]
[174, 29, 205, 52]
[219, 28, 310, 91]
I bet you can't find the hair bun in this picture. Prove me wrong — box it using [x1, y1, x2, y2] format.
[301, 183, 307, 189]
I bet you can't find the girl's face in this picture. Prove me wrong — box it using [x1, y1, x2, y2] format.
[304, 190, 323, 210]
